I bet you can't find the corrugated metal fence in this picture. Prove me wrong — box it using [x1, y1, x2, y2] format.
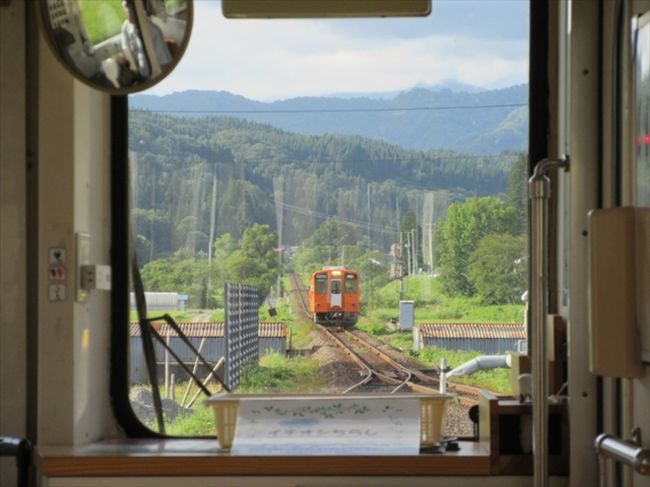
[129, 322, 286, 385]
[413, 322, 526, 355]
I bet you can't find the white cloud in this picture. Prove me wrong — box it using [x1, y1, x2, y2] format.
[150, 2, 528, 100]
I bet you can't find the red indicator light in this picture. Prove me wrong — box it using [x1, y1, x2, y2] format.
[645, 134, 650, 145]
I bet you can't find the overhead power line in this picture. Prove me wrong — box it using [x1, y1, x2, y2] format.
[129, 102, 527, 115]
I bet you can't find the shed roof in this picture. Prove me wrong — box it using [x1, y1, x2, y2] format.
[418, 322, 525, 339]
[129, 322, 286, 338]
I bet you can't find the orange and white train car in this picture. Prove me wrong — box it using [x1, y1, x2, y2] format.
[308, 267, 360, 327]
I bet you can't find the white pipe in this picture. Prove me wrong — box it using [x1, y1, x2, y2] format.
[447, 354, 512, 377]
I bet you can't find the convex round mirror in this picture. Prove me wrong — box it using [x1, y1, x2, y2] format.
[41, 0, 192, 94]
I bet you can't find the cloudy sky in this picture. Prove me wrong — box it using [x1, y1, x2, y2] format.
[151, 0, 529, 100]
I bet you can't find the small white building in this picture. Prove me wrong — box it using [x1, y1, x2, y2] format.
[413, 322, 526, 354]
[129, 292, 189, 311]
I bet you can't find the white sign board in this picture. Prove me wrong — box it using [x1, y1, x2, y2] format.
[231, 397, 420, 455]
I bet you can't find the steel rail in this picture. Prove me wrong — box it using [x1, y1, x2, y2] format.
[319, 326, 375, 388]
[288, 274, 376, 390]
[343, 330, 413, 392]
[346, 330, 480, 403]
[289, 273, 479, 403]
[290, 273, 405, 389]
[320, 326, 405, 388]
[289, 273, 311, 318]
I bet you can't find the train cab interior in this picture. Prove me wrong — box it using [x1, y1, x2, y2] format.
[1, 0, 650, 486]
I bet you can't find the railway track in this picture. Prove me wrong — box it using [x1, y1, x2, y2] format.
[288, 273, 479, 404]
[288, 272, 312, 320]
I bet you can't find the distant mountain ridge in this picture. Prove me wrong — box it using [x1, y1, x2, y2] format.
[131, 84, 528, 155]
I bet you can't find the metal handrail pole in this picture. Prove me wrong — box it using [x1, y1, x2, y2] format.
[529, 157, 568, 487]
[595, 434, 650, 476]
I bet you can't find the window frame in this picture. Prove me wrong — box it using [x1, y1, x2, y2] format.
[345, 273, 358, 293]
[110, 95, 165, 437]
[315, 273, 328, 295]
[111, 0, 547, 438]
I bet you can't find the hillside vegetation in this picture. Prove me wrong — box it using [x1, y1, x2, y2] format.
[131, 84, 528, 154]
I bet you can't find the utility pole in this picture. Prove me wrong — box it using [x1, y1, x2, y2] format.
[428, 223, 434, 275]
[399, 232, 404, 300]
[207, 171, 217, 306]
[412, 228, 417, 275]
[367, 183, 371, 245]
[409, 229, 413, 275]
[406, 231, 411, 278]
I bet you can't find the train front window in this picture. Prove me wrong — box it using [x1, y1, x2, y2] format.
[315, 275, 328, 295]
[123, 0, 529, 438]
[345, 274, 357, 293]
[331, 280, 341, 295]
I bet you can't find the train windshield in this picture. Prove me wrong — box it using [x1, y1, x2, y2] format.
[125, 0, 529, 437]
[331, 280, 341, 294]
[315, 274, 328, 294]
[345, 274, 357, 293]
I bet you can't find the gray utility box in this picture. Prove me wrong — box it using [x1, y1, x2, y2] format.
[399, 300, 415, 330]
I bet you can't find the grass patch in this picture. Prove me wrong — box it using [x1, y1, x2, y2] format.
[416, 346, 512, 395]
[370, 275, 524, 324]
[209, 309, 225, 322]
[166, 403, 215, 436]
[384, 331, 413, 350]
[239, 352, 322, 393]
[454, 369, 512, 395]
[355, 319, 393, 336]
[129, 380, 220, 436]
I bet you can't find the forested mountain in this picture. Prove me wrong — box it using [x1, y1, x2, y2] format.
[130, 84, 528, 155]
[128, 112, 521, 266]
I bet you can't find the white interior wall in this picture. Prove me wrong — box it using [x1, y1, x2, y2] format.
[36, 24, 120, 446]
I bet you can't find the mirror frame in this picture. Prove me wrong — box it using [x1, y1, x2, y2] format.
[39, 0, 193, 95]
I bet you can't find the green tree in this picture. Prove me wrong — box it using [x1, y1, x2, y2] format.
[131, 208, 174, 263]
[302, 219, 360, 249]
[225, 224, 279, 298]
[348, 250, 391, 310]
[469, 234, 527, 304]
[400, 208, 417, 234]
[436, 197, 517, 296]
[293, 219, 362, 275]
[207, 233, 238, 307]
[240, 223, 278, 268]
[140, 257, 210, 308]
